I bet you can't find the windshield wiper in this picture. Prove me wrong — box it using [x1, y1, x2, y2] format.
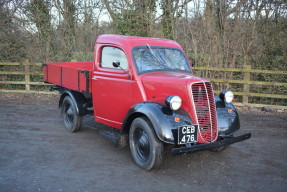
[146, 44, 165, 67]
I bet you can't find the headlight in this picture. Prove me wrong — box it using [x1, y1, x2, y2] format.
[166, 95, 182, 110]
[219, 90, 234, 104]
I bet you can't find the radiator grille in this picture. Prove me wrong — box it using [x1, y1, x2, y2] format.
[191, 82, 218, 142]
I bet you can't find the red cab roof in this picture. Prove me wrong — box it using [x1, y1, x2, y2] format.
[96, 34, 183, 51]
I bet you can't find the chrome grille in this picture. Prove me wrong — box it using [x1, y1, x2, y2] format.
[191, 82, 218, 142]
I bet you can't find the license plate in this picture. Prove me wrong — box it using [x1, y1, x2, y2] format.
[178, 125, 198, 144]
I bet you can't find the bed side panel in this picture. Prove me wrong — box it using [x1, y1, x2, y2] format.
[48, 65, 61, 85]
[62, 67, 79, 91]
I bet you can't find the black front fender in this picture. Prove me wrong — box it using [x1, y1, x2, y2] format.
[122, 102, 193, 144]
[215, 96, 240, 137]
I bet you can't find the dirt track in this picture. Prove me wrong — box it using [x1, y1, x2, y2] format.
[0, 94, 286, 192]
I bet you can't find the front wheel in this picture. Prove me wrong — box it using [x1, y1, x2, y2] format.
[61, 96, 82, 132]
[129, 117, 163, 170]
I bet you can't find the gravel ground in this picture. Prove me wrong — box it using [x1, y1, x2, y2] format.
[0, 93, 286, 192]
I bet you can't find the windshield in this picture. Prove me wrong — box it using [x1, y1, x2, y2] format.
[132, 47, 191, 74]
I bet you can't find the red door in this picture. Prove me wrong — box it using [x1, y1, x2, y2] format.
[92, 46, 133, 129]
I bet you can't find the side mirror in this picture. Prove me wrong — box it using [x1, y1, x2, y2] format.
[112, 60, 131, 79]
[112, 61, 120, 68]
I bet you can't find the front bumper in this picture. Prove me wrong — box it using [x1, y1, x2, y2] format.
[172, 133, 251, 156]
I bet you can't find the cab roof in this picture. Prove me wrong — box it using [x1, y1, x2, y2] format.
[96, 34, 183, 50]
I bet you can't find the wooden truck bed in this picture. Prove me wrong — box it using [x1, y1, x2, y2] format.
[43, 62, 93, 95]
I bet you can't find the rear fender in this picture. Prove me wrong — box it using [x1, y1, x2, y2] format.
[122, 102, 193, 144]
[59, 89, 87, 116]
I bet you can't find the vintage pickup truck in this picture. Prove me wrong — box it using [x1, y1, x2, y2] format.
[43, 34, 251, 170]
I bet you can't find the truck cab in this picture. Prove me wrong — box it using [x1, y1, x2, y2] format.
[43, 34, 251, 170]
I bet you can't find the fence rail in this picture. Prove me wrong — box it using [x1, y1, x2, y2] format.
[0, 61, 286, 109]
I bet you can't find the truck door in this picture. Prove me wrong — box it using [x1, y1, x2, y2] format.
[92, 46, 133, 129]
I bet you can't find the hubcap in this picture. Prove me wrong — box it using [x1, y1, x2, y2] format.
[134, 128, 150, 161]
[64, 104, 74, 126]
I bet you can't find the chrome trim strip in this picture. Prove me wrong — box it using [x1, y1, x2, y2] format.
[210, 83, 218, 142]
[203, 82, 213, 143]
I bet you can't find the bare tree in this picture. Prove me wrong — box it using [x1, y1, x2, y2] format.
[103, 0, 156, 36]
[53, 0, 76, 60]
[24, 0, 52, 60]
[160, 0, 192, 39]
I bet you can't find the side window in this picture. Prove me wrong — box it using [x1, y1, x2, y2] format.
[101, 47, 128, 70]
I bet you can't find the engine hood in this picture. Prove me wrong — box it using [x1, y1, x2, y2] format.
[141, 71, 208, 114]
[141, 71, 205, 85]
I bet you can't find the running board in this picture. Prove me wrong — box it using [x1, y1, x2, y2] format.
[99, 130, 128, 148]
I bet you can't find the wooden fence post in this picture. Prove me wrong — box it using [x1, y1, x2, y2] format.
[24, 59, 30, 91]
[243, 65, 251, 105]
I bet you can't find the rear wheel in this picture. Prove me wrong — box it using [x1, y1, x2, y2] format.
[129, 117, 163, 170]
[61, 96, 82, 132]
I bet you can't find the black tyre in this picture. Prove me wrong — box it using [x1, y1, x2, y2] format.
[129, 117, 163, 170]
[61, 96, 82, 132]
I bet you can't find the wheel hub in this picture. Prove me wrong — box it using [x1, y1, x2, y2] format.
[136, 130, 150, 160]
[64, 105, 74, 125]
[67, 107, 73, 117]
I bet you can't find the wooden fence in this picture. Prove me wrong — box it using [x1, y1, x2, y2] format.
[0, 60, 54, 94]
[0, 60, 286, 109]
[195, 65, 287, 109]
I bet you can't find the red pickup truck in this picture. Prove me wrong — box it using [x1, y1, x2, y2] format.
[43, 34, 251, 170]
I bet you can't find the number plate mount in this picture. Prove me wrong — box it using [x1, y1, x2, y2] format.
[178, 125, 198, 144]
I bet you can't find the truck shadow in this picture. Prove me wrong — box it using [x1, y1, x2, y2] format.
[80, 115, 236, 176]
